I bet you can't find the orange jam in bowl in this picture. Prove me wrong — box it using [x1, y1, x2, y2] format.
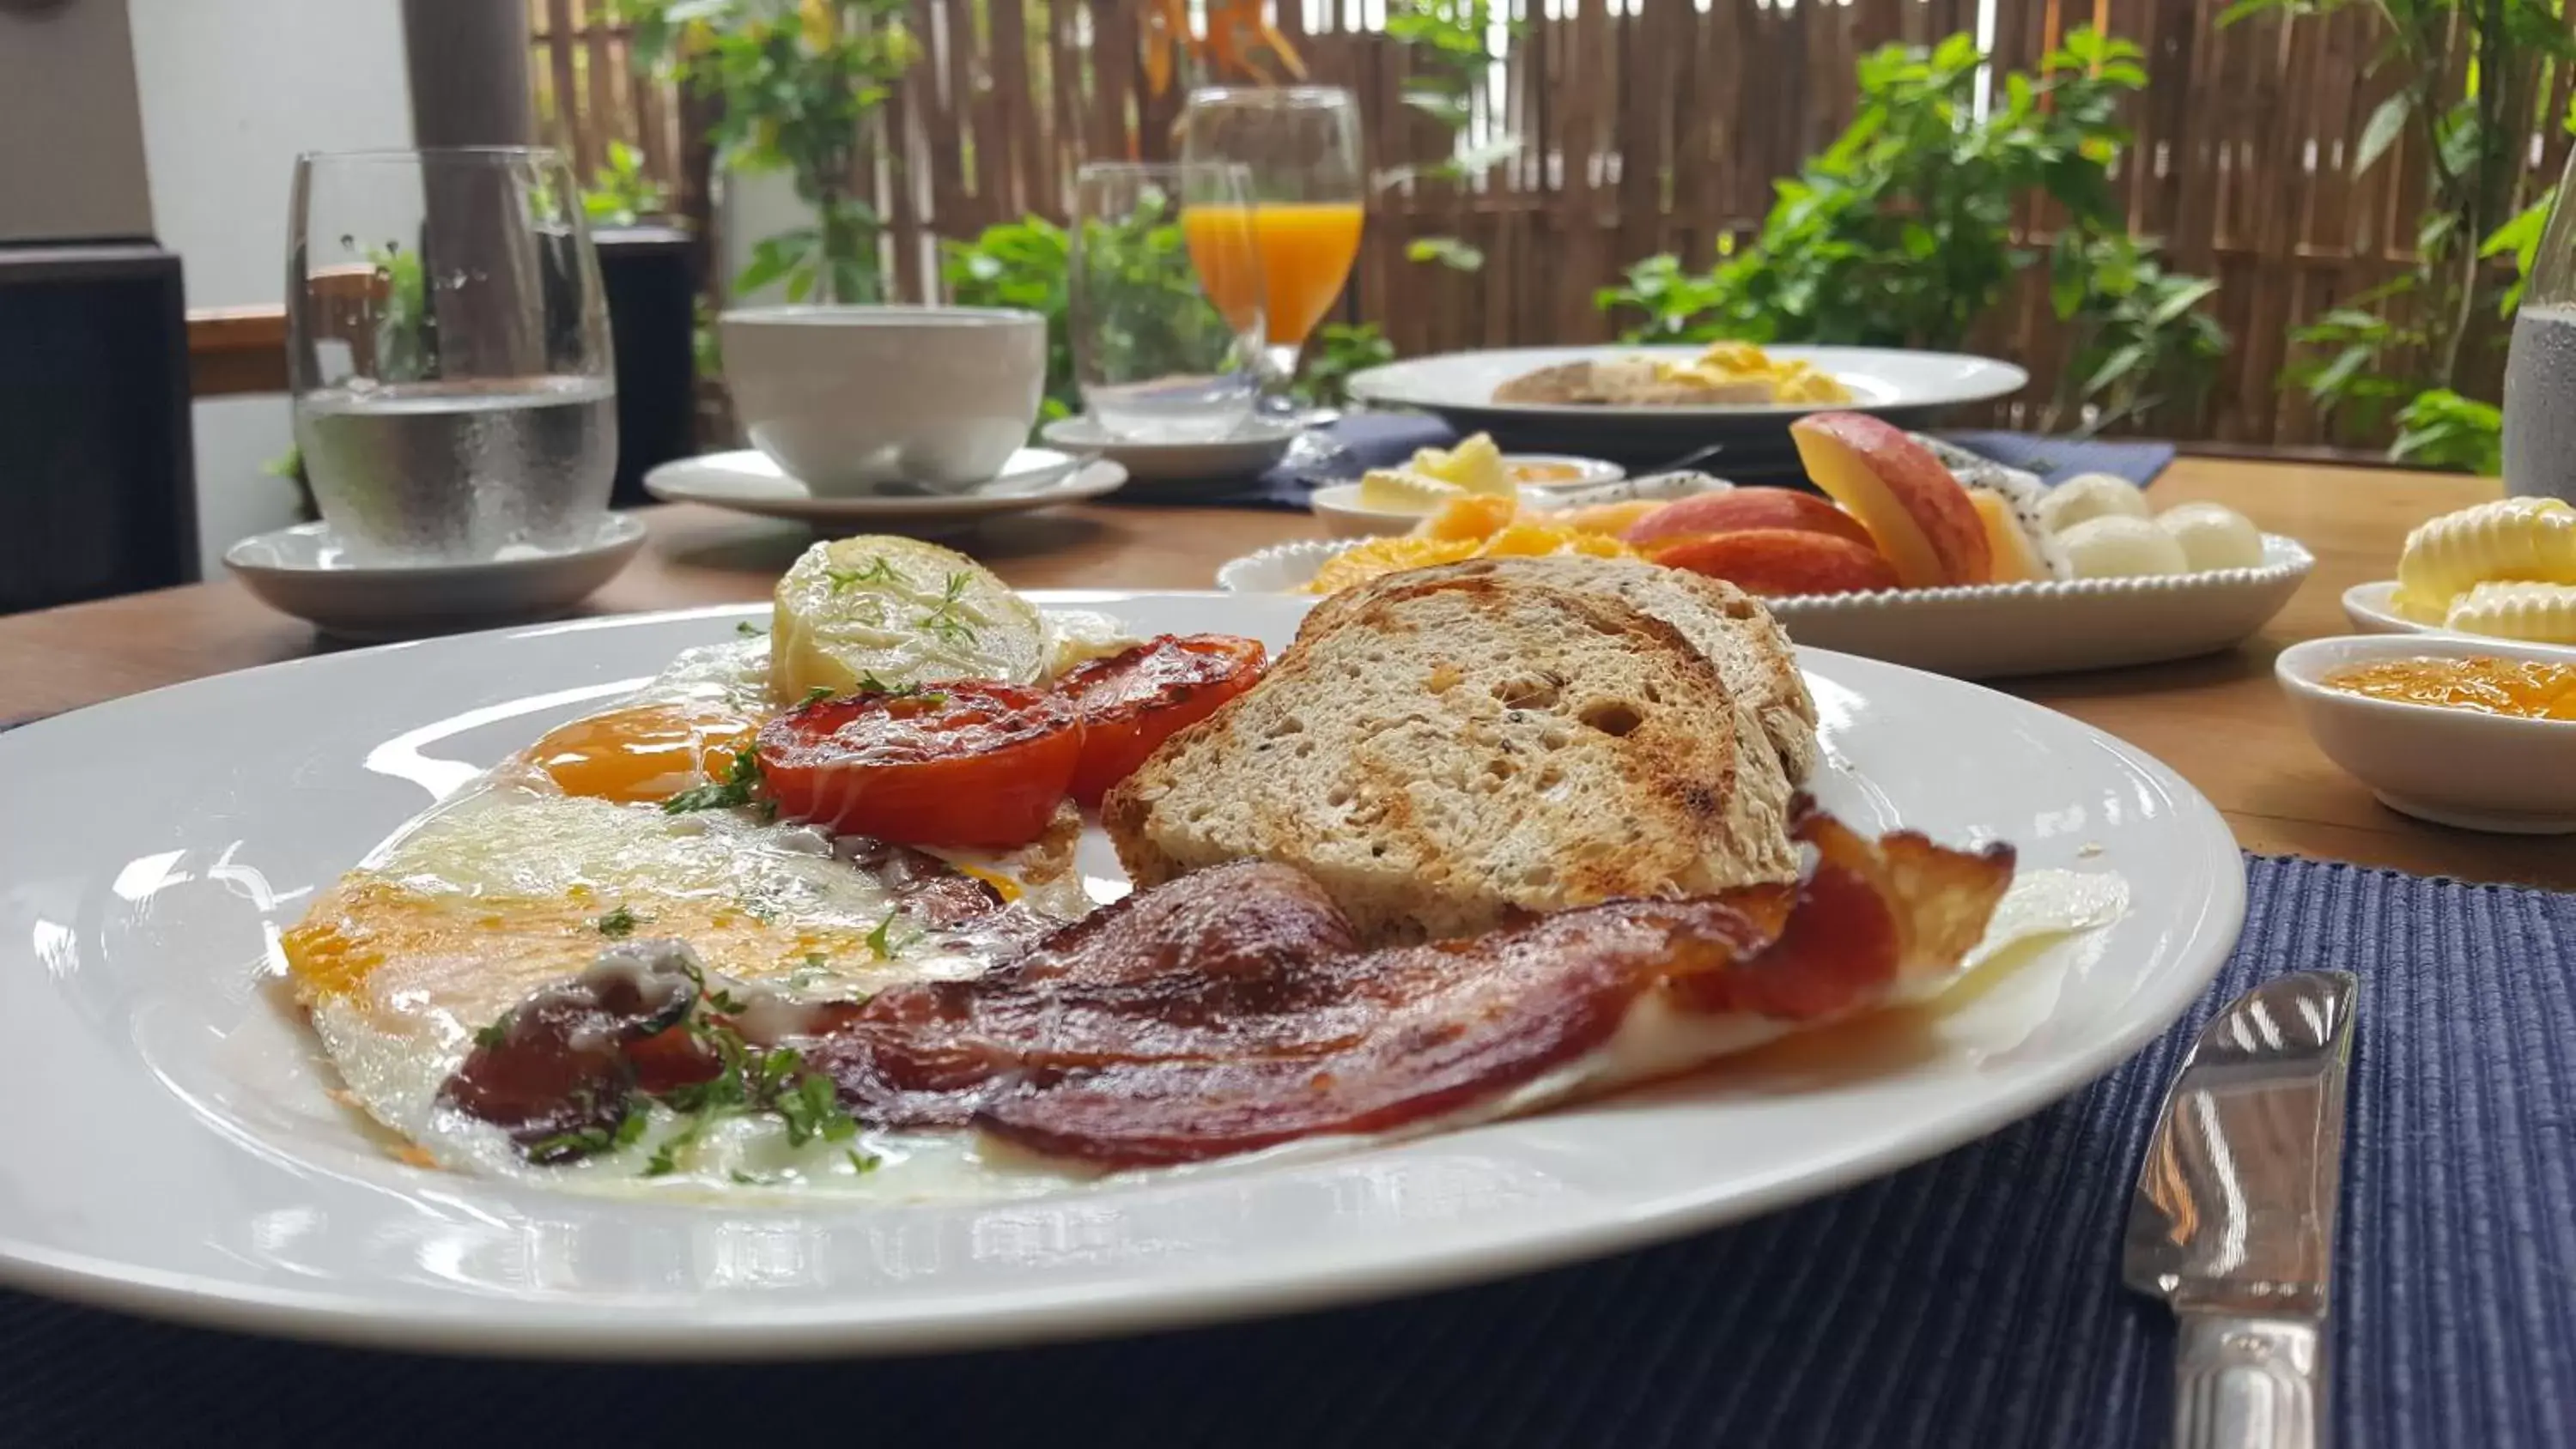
[2322, 654, 2576, 721]
[1506, 460, 1589, 486]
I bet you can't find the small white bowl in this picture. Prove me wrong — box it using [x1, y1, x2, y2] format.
[1308, 483, 1437, 537]
[1502, 454, 1625, 490]
[2277, 633, 2576, 833]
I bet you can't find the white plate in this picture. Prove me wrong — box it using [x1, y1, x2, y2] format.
[644, 449, 1127, 530]
[1039, 415, 1299, 483]
[2279, 633, 2576, 832]
[2342, 580, 2430, 636]
[2344, 579, 2576, 655]
[1346, 345, 2028, 454]
[0, 597, 2241, 1358]
[1220, 537, 2315, 679]
[222, 515, 647, 640]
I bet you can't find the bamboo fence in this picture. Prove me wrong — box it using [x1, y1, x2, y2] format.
[529, 0, 2576, 449]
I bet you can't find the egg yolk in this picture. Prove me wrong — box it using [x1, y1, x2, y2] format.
[527, 703, 762, 803]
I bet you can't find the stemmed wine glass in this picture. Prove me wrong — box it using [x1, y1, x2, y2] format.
[1179, 86, 1364, 460]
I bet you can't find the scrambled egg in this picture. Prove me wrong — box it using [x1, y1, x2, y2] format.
[1657, 341, 1852, 403]
[1304, 495, 1637, 595]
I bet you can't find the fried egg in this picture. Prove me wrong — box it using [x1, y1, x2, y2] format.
[285, 626, 1118, 1202]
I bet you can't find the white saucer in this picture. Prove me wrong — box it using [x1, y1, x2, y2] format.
[645, 448, 1127, 529]
[222, 515, 647, 640]
[1040, 414, 1299, 483]
[2343, 579, 2576, 653]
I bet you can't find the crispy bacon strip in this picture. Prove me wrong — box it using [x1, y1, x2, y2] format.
[1663, 804, 2014, 1021]
[440, 811, 2017, 1171]
[438, 943, 698, 1157]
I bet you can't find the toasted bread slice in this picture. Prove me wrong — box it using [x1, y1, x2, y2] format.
[1301, 555, 1819, 784]
[1103, 572, 1801, 943]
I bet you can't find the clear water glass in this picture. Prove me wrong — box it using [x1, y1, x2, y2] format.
[2505, 151, 2576, 502]
[288, 147, 617, 562]
[1069, 161, 1267, 443]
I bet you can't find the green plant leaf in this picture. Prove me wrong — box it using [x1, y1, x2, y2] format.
[2353, 93, 2413, 179]
[2084, 342, 2148, 397]
[2148, 276, 2221, 325]
[734, 229, 818, 294]
[1406, 236, 1486, 271]
[2306, 343, 2375, 401]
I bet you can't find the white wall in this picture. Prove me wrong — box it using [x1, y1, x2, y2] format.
[126, 0, 416, 573]
[0, 0, 153, 243]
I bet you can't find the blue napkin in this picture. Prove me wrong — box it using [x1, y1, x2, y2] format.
[1123, 415, 2178, 511]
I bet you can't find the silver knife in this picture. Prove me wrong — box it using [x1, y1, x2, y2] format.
[2123, 969, 2360, 1449]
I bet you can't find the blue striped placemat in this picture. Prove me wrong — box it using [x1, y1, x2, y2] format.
[0, 853, 2565, 1447]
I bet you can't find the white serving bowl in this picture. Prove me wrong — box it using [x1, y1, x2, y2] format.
[2276, 633, 2576, 833]
[720, 305, 1046, 494]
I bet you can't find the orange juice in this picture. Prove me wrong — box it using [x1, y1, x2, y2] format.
[1182, 202, 1364, 347]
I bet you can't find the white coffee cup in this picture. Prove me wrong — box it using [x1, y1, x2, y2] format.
[720, 305, 1047, 494]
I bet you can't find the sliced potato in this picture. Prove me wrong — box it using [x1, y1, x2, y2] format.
[770, 537, 1044, 702]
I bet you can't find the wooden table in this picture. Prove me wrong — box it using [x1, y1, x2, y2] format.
[5, 458, 2567, 889]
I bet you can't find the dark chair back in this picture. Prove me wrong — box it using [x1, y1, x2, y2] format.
[0, 244, 197, 614]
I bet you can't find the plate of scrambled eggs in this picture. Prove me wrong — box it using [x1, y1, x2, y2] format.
[1345, 343, 2027, 463]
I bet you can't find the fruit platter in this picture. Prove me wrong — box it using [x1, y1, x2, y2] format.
[1224, 415, 2313, 679]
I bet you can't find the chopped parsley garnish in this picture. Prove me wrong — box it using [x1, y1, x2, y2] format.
[735, 620, 766, 637]
[865, 906, 907, 961]
[847, 1148, 882, 1175]
[915, 571, 979, 646]
[626, 1004, 862, 1175]
[472, 1011, 513, 1051]
[800, 685, 835, 706]
[661, 747, 765, 815]
[824, 555, 901, 593]
[776, 1069, 860, 1147]
[855, 670, 948, 706]
[527, 1106, 647, 1165]
[595, 905, 641, 938]
[730, 1168, 781, 1186]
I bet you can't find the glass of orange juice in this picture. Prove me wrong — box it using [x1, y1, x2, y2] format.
[1179, 86, 1364, 387]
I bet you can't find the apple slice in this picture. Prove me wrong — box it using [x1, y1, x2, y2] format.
[1648, 529, 1901, 596]
[1620, 488, 1876, 550]
[1789, 413, 1992, 587]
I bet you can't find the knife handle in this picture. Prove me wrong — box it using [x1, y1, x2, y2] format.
[2172, 1313, 2325, 1449]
